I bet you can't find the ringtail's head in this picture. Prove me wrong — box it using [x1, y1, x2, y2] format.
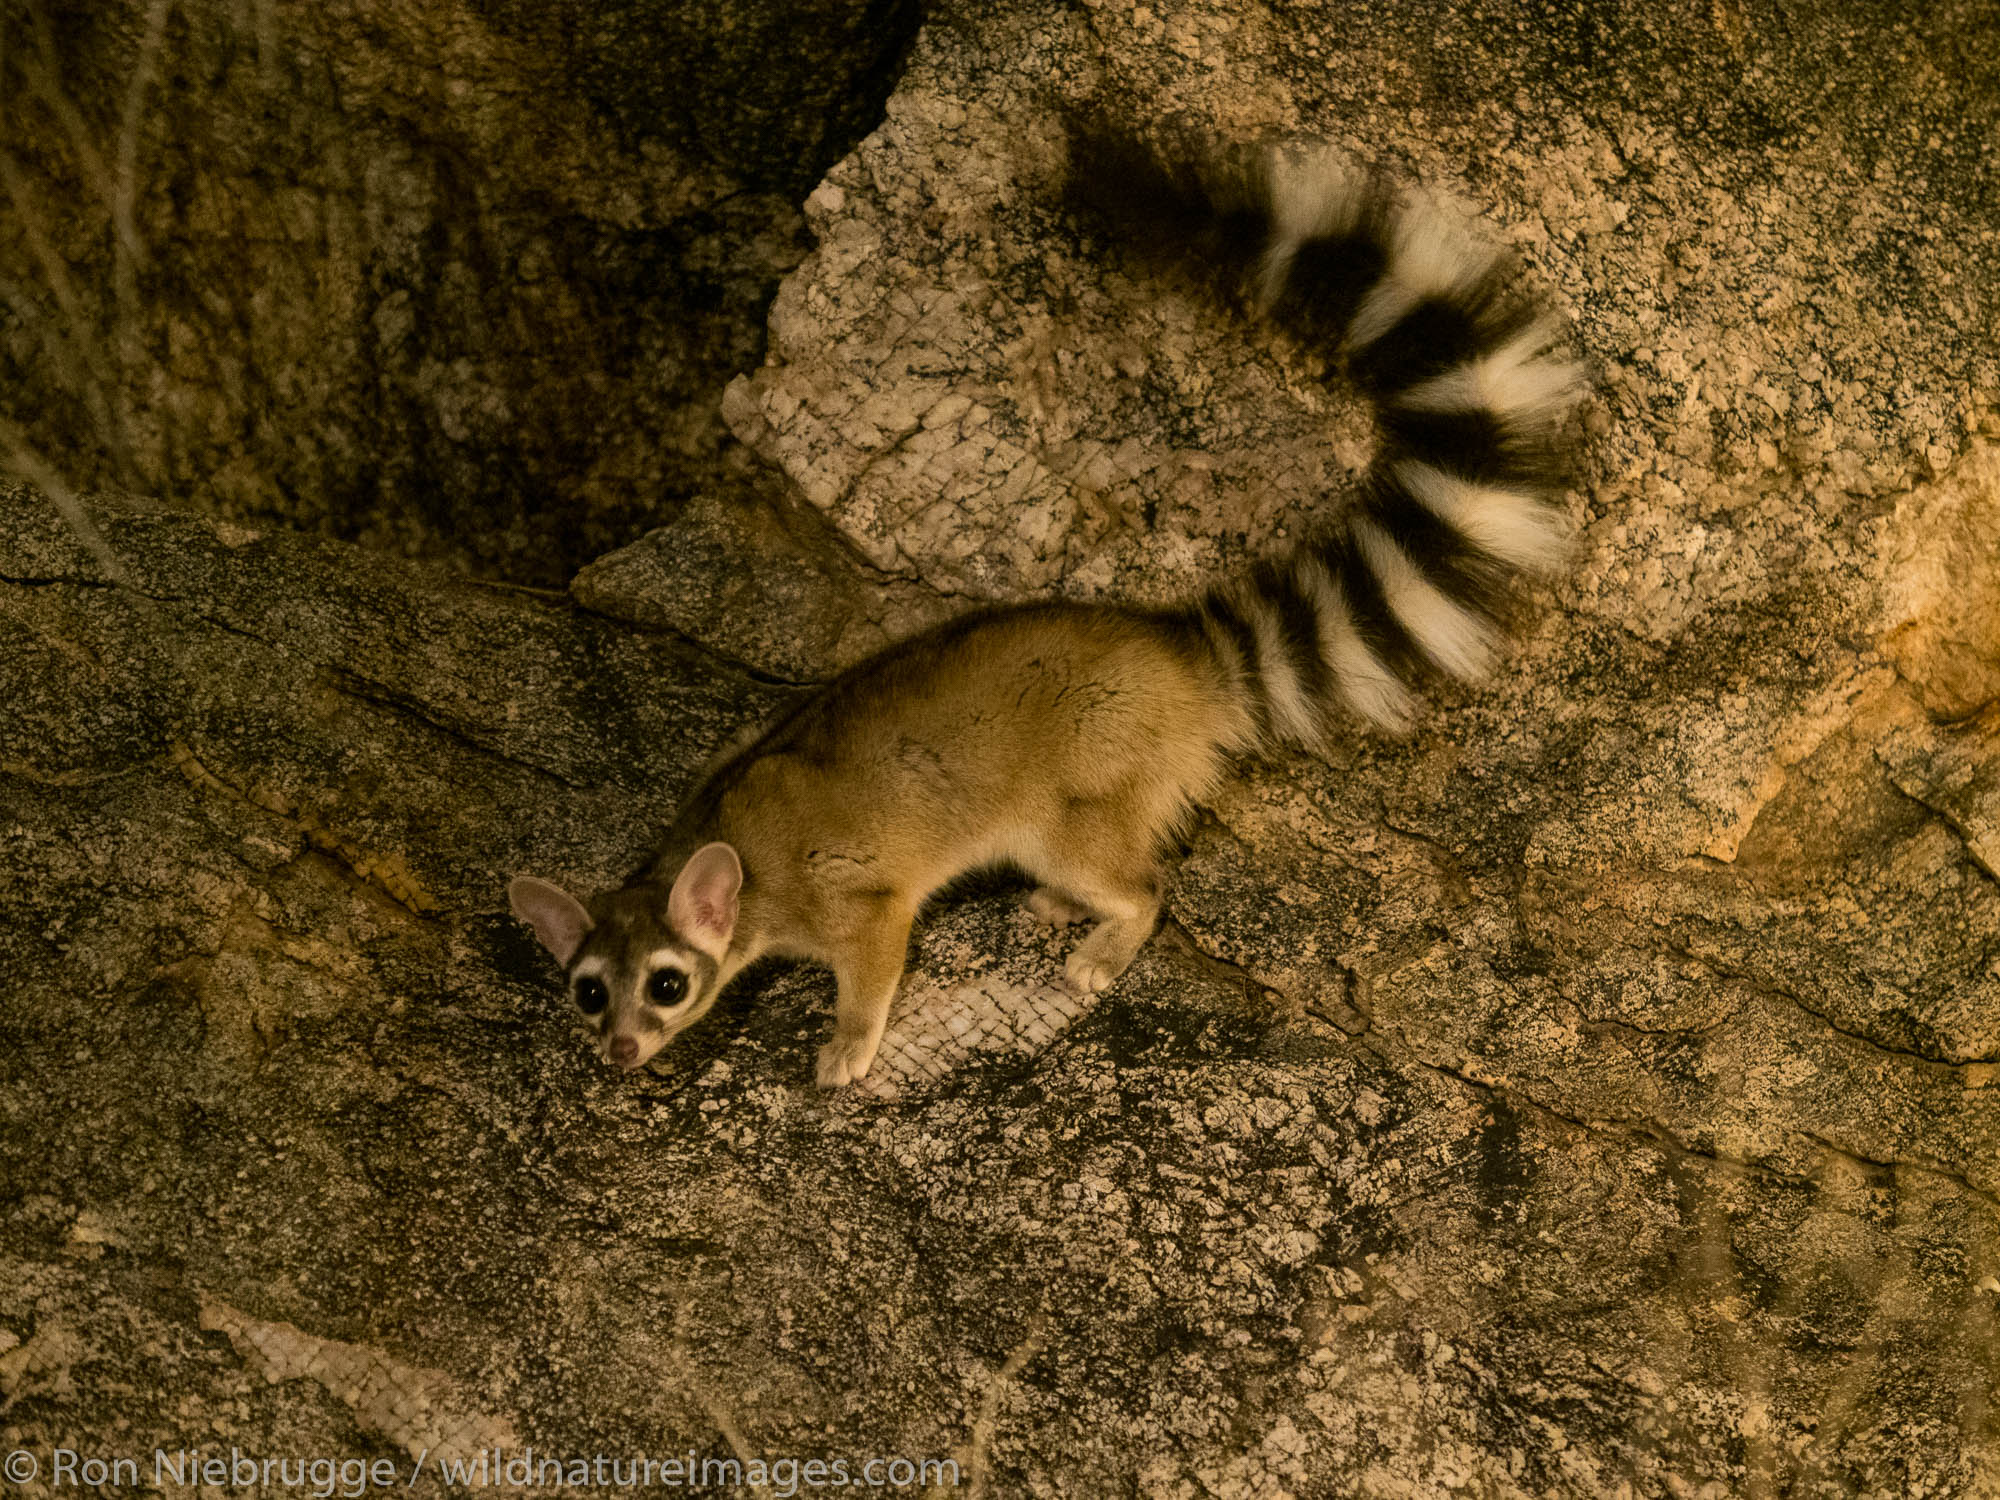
[507, 843, 742, 1072]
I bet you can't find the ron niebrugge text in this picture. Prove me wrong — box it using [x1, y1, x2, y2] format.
[9, 1447, 961, 1494]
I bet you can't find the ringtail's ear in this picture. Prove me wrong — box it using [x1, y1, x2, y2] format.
[509, 876, 593, 965]
[668, 842, 741, 960]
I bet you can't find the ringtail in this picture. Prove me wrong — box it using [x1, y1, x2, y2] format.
[510, 124, 1585, 1088]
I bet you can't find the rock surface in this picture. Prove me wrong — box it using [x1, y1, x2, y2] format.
[4, 0, 2000, 1497]
[572, 488, 957, 682]
[0, 0, 917, 580]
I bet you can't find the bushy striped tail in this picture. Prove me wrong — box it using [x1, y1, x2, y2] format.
[1068, 123, 1585, 737]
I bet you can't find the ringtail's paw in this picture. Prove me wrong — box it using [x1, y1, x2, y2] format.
[1025, 886, 1091, 926]
[1064, 946, 1130, 995]
[817, 1031, 881, 1089]
[1063, 919, 1151, 995]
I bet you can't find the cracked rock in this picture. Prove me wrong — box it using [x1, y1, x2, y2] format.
[4, 0, 2000, 1495]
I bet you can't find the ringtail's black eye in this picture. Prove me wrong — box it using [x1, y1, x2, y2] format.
[647, 969, 688, 1007]
[574, 976, 609, 1016]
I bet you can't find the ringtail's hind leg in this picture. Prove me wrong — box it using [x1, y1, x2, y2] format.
[1028, 800, 1168, 995]
[816, 897, 916, 1089]
[1058, 867, 1163, 994]
[1024, 885, 1091, 926]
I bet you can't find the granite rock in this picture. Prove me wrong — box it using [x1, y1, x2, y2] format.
[3, 0, 1999, 1495]
[0, 0, 917, 580]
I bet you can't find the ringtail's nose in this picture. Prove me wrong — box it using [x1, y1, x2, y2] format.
[610, 1035, 640, 1068]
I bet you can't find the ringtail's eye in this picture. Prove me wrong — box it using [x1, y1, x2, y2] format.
[647, 969, 688, 1007]
[574, 976, 609, 1016]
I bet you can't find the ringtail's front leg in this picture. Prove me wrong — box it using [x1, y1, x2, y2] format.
[816, 902, 916, 1089]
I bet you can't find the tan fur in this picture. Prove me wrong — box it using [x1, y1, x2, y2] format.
[509, 604, 1251, 1086]
[653, 604, 1244, 1086]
